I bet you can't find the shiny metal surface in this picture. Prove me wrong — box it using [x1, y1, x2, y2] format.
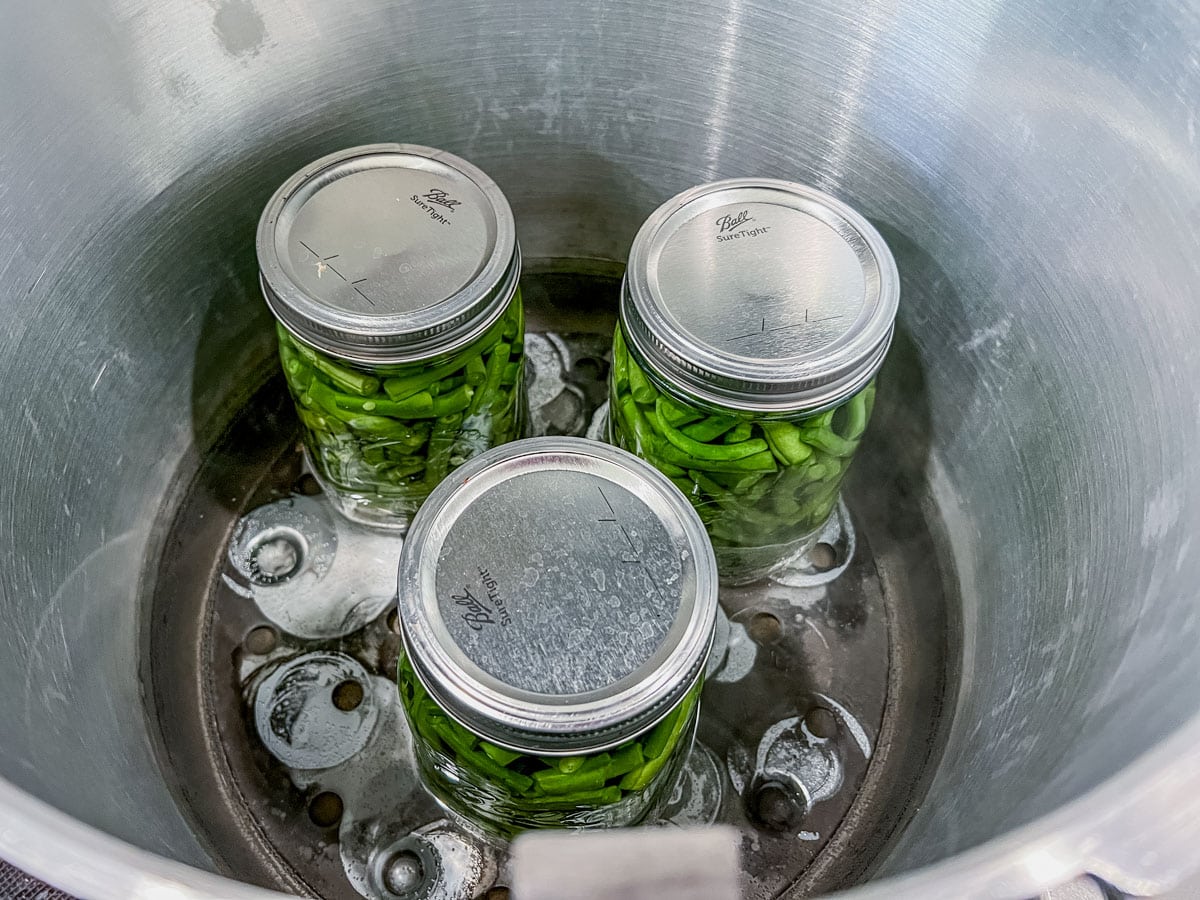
[400, 436, 717, 754]
[622, 178, 898, 412]
[0, 0, 1198, 898]
[259, 144, 521, 363]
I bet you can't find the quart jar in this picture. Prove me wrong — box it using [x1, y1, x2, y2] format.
[395, 437, 718, 837]
[257, 144, 526, 531]
[609, 178, 899, 584]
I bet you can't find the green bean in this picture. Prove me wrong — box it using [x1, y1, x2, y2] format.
[296, 406, 344, 436]
[611, 327, 630, 394]
[527, 786, 623, 808]
[620, 690, 698, 791]
[431, 383, 474, 416]
[502, 302, 521, 341]
[500, 361, 520, 387]
[532, 766, 608, 795]
[626, 354, 658, 405]
[841, 385, 873, 441]
[617, 396, 660, 457]
[723, 422, 753, 443]
[654, 443, 778, 474]
[345, 414, 422, 436]
[642, 697, 689, 760]
[656, 393, 702, 428]
[555, 756, 586, 774]
[467, 343, 510, 416]
[431, 716, 478, 757]
[707, 470, 768, 494]
[761, 421, 815, 466]
[305, 377, 367, 424]
[429, 375, 466, 397]
[670, 476, 701, 503]
[653, 399, 769, 460]
[798, 426, 857, 457]
[283, 330, 380, 396]
[604, 742, 645, 779]
[383, 356, 473, 401]
[680, 414, 738, 442]
[454, 749, 536, 794]
[381, 457, 426, 480]
[465, 355, 487, 386]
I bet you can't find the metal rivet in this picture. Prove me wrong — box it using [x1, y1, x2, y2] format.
[243, 625, 278, 655]
[307, 791, 343, 828]
[382, 849, 425, 895]
[747, 779, 806, 832]
[248, 529, 304, 585]
[332, 679, 364, 711]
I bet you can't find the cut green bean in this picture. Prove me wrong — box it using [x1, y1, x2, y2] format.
[654, 443, 778, 473]
[283, 329, 380, 396]
[654, 399, 769, 461]
[556, 756, 586, 774]
[532, 767, 608, 795]
[457, 356, 483, 390]
[723, 422, 753, 443]
[626, 354, 658, 404]
[467, 343, 510, 416]
[798, 427, 857, 458]
[681, 414, 738, 442]
[604, 743, 645, 779]
[383, 355, 474, 401]
[761, 421, 815, 466]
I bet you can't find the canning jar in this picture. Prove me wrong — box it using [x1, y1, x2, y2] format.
[257, 144, 526, 530]
[396, 437, 718, 837]
[609, 178, 899, 583]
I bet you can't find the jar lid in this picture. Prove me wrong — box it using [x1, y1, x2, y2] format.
[396, 437, 718, 755]
[257, 143, 519, 364]
[621, 178, 899, 413]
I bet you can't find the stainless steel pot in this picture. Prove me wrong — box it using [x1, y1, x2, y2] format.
[2, 1, 1199, 897]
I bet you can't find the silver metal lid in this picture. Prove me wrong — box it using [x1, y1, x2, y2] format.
[396, 437, 718, 754]
[257, 143, 520, 364]
[621, 178, 899, 413]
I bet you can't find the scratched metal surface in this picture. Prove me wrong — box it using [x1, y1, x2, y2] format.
[0, 1, 1199, 898]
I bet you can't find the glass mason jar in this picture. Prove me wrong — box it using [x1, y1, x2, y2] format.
[257, 144, 526, 530]
[609, 178, 899, 584]
[395, 438, 718, 838]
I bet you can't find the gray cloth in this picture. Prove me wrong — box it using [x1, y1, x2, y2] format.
[511, 826, 740, 900]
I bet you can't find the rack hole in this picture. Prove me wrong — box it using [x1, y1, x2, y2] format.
[332, 679, 365, 711]
[307, 791, 343, 828]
